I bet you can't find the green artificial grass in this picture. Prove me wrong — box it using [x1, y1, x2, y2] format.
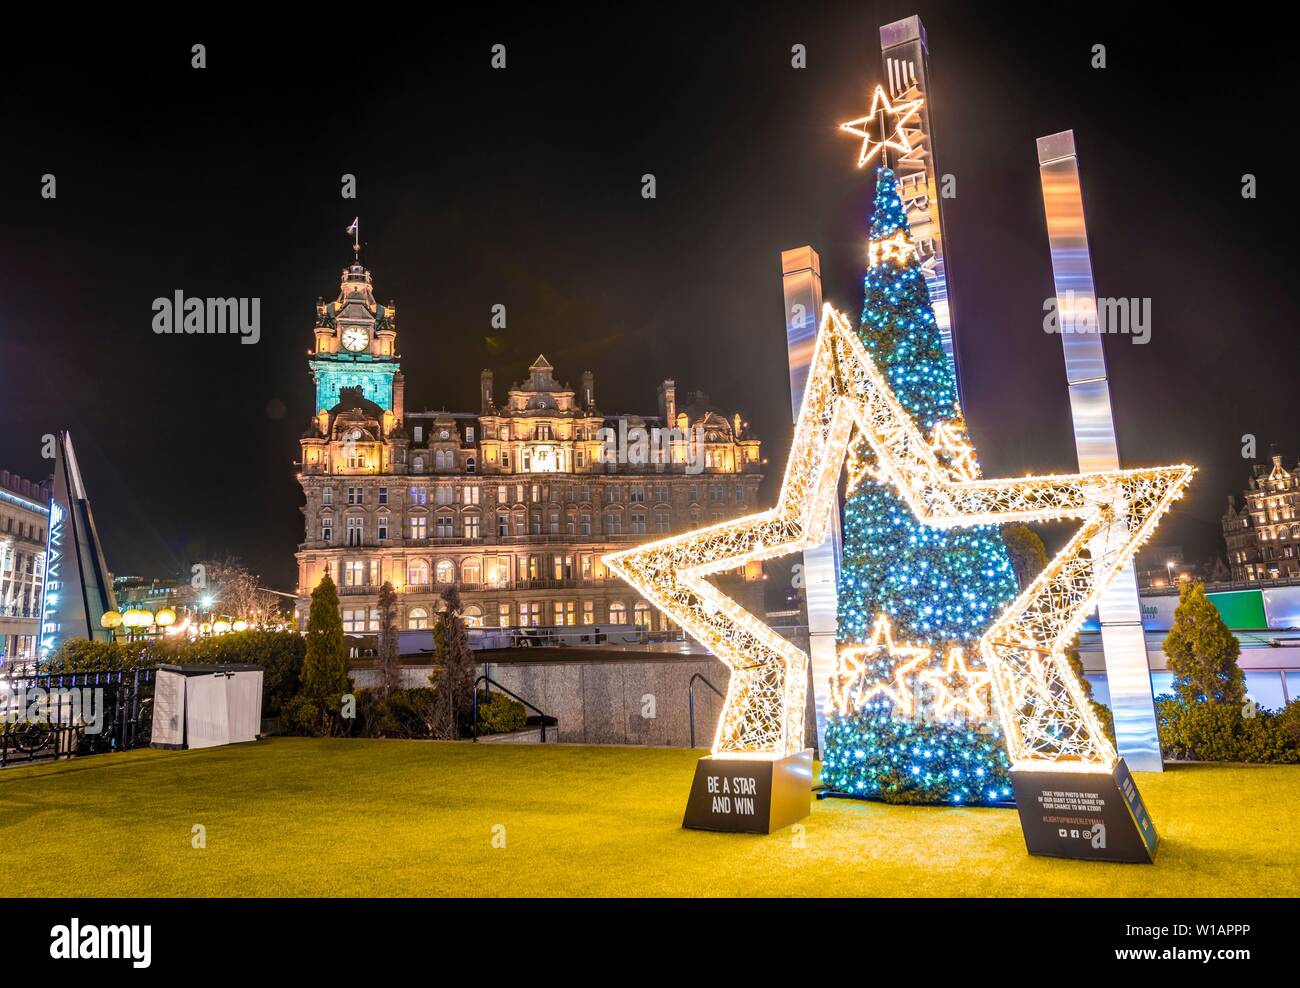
[2, 738, 1294, 897]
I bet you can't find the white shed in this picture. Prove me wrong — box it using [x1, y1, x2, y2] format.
[150, 664, 264, 750]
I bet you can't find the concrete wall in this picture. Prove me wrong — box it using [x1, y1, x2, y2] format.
[351, 654, 730, 747]
[479, 655, 729, 747]
[349, 665, 439, 690]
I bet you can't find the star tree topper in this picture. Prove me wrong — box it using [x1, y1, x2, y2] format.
[839, 85, 924, 169]
[604, 305, 1193, 771]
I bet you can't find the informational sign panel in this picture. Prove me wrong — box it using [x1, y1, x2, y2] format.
[1084, 588, 1271, 633]
[1011, 759, 1158, 863]
[682, 751, 813, 834]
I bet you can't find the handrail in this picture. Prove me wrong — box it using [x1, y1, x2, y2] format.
[472, 674, 557, 743]
[688, 672, 724, 749]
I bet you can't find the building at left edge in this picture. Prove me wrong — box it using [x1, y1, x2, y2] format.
[0, 471, 50, 663]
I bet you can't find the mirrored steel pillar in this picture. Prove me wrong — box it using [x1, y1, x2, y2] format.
[880, 15, 962, 392]
[781, 246, 839, 753]
[1037, 130, 1163, 772]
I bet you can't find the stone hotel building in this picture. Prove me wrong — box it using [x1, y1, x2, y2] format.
[295, 253, 764, 633]
[1223, 454, 1300, 582]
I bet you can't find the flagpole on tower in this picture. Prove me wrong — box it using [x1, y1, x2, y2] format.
[347, 217, 360, 258]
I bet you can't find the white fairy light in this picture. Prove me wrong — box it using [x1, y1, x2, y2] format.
[604, 305, 1193, 768]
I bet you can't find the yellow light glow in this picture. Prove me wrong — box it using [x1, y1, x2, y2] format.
[100, 610, 123, 630]
[603, 305, 1194, 769]
[232, 619, 248, 632]
[831, 615, 931, 717]
[839, 85, 924, 169]
[921, 645, 993, 720]
[867, 231, 918, 267]
[155, 607, 176, 627]
[121, 608, 154, 629]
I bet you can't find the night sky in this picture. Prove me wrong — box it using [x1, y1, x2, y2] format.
[2, 4, 1293, 592]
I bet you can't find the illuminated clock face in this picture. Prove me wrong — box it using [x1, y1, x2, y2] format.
[342, 327, 369, 352]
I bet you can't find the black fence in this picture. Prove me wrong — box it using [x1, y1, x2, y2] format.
[1, 668, 155, 768]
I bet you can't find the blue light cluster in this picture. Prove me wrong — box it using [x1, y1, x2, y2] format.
[823, 714, 1013, 806]
[825, 167, 1019, 806]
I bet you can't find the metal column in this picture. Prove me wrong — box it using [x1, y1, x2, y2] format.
[781, 246, 840, 754]
[1037, 130, 1162, 772]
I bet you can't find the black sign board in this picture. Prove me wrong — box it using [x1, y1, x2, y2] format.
[682, 749, 813, 834]
[1010, 757, 1158, 863]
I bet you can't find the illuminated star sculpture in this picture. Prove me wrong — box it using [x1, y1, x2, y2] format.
[831, 615, 931, 718]
[839, 85, 924, 168]
[604, 305, 1193, 770]
[922, 646, 993, 720]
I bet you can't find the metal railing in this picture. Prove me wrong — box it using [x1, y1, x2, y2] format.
[471, 674, 557, 742]
[475, 624, 661, 649]
[1, 667, 155, 768]
[688, 672, 724, 749]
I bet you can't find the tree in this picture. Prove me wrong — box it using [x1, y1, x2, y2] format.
[376, 581, 401, 698]
[1064, 635, 1115, 743]
[823, 167, 1021, 805]
[1001, 523, 1048, 589]
[301, 573, 349, 699]
[185, 556, 282, 626]
[1163, 580, 1244, 705]
[431, 585, 475, 738]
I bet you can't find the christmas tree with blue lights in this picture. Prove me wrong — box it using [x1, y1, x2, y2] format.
[821, 167, 1020, 805]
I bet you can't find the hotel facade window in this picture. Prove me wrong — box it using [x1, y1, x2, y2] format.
[1224, 455, 1300, 581]
[294, 255, 763, 633]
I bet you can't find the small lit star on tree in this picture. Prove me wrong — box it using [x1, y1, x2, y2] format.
[867, 230, 919, 267]
[922, 646, 994, 720]
[832, 615, 932, 717]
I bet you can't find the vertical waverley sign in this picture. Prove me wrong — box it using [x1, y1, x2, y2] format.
[879, 15, 961, 388]
[37, 432, 116, 660]
[38, 500, 66, 657]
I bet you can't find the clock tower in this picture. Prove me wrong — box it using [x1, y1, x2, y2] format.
[308, 244, 401, 415]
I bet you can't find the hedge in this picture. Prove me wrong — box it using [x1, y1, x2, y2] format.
[46, 631, 305, 718]
[291, 687, 528, 740]
[1156, 695, 1300, 764]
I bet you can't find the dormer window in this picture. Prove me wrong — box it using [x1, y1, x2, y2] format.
[413, 425, 423, 443]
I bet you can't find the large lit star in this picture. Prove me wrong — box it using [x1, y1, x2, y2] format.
[839, 85, 924, 168]
[603, 305, 1193, 768]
